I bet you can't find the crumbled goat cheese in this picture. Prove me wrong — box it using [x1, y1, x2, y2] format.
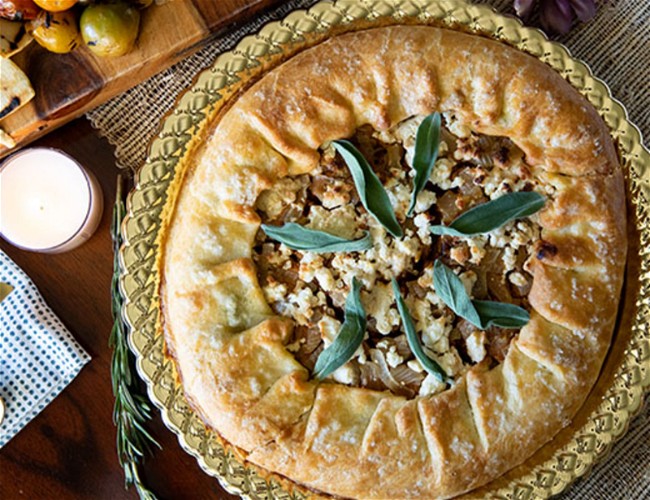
[307, 204, 359, 239]
[413, 213, 432, 243]
[419, 312, 453, 350]
[262, 280, 288, 304]
[443, 112, 472, 138]
[284, 283, 325, 325]
[407, 359, 424, 373]
[468, 237, 487, 264]
[319, 315, 342, 347]
[459, 271, 477, 297]
[419, 373, 446, 396]
[299, 253, 324, 283]
[299, 253, 337, 292]
[509, 271, 528, 287]
[385, 345, 404, 368]
[503, 246, 517, 272]
[414, 189, 437, 214]
[430, 158, 459, 190]
[386, 178, 413, 216]
[331, 363, 359, 385]
[466, 330, 487, 363]
[256, 176, 307, 219]
[362, 283, 400, 335]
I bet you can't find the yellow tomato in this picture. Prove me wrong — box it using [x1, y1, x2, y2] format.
[28, 9, 80, 53]
[33, 0, 77, 12]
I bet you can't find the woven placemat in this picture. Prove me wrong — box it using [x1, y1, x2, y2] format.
[87, 0, 649, 498]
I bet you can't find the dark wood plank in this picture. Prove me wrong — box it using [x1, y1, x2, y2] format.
[0, 119, 238, 500]
[191, 0, 278, 31]
[23, 45, 103, 120]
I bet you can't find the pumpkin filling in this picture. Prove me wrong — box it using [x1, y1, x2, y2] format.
[253, 114, 546, 398]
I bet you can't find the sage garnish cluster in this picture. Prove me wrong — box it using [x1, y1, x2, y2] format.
[433, 260, 530, 330]
[408, 112, 441, 216]
[261, 223, 372, 253]
[313, 277, 366, 379]
[391, 279, 447, 382]
[333, 140, 403, 238]
[297, 116, 540, 384]
[430, 191, 545, 237]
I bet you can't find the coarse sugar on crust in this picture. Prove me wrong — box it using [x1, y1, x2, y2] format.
[160, 26, 626, 498]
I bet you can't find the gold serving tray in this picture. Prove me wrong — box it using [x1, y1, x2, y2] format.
[119, 0, 650, 498]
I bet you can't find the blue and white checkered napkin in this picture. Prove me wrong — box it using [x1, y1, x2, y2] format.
[0, 249, 90, 448]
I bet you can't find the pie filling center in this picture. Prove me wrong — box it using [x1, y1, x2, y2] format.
[253, 114, 545, 398]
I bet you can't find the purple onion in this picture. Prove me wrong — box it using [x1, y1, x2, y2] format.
[539, 0, 575, 35]
[514, 0, 536, 18]
[513, 0, 598, 35]
[570, 0, 597, 22]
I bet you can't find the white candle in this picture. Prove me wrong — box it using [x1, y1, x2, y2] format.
[0, 148, 103, 253]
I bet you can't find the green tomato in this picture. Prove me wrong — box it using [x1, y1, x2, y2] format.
[80, 3, 140, 57]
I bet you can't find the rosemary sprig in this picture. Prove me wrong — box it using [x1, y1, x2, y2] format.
[110, 175, 160, 500]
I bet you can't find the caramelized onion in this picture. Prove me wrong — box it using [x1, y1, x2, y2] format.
[370, 349, 414, 398]
[293, 326, 323, 370]
[437, 190, 462, 224]
[391, 364, 425, 392]
[358, 361, 388, 392]
[393, 334, 412, 359]
[485, 328, 515, 363]
[509, 275, 532, 298]
[456, 168, 488, 207]
[472, 247, 511, 303]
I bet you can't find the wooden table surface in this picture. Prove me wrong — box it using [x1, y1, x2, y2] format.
[0, 118, 237, 499]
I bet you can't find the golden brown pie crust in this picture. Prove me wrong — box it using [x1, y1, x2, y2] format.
[160, 26, 626, 498]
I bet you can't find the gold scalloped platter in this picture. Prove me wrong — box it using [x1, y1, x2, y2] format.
[119, 0, 650, 498]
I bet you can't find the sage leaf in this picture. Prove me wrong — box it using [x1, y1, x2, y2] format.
[430, 191, 545, 237]
[313, 277, 366, 380]
[333, 140, 403, 238]
[433, 260, 531, 330]
[391, 278, 446, 382]
[472, 300, 530, 329]
[433, 260, 482, 327]
[261, 223, 372, 253]
[408, 112, 441, 216]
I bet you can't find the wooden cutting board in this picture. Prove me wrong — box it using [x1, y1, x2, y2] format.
[0, 0, 284, 158]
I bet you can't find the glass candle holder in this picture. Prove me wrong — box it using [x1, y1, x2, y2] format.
[0, 148, 104, 253]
